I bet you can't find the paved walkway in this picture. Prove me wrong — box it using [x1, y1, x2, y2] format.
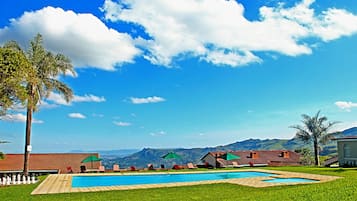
[31, 169, 340, 195]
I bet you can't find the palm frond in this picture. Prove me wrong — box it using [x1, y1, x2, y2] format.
[320, 131, 342, 144]
[45, 78, 73, 103]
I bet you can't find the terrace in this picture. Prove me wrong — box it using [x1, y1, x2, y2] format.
[31, 169, 339, 195]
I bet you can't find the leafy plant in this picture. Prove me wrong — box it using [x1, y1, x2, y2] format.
[295, 148, 314, 166]
[0, 42, 31, 115]
[0, 140, 9, 160]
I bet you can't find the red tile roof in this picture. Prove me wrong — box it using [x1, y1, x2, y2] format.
[0, 153, 101, 173]
[332, 136, 357, 140]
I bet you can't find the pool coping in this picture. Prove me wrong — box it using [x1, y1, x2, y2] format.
[31, 169, 340, 195]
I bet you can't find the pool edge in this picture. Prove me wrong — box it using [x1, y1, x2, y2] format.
[31, 169, 341, 195]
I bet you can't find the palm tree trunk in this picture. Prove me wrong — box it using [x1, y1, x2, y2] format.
[313, 140, 319, 166]
[23, 104, 33, 176]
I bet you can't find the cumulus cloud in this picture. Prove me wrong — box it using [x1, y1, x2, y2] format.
[47, 92, 106, 106]
[68, 113, 86, 119]
[0, 6, 140, 70]
[130, 96, 166, 104]
[335, 101, 357, 112]
[0, 113, 44, 123]
[113, 121, 132, 126]
[101, 0, 357, 67]
[73, 94, 106, 103]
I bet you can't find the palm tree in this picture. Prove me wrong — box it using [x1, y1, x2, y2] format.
[290, 111, 339, 166]
[22, 34, 74, 175]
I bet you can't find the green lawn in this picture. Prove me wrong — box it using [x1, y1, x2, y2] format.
[1, 167, 357, 201]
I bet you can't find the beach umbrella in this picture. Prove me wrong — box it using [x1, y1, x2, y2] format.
[162, 152, 181, 159]
[162, 152, 181, 169]
[224, 152, 240, 160]
[81, 155, 102, 168]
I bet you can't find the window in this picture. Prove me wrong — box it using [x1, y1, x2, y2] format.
[344, 144, 351, 158]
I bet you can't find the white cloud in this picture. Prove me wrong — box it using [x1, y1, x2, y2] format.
[333, 121, 357, 132]
[47, 93, 71, 106]
[101, 0, 357, 67]
[73, 94, 106, 103]
[92, 113, 104, 118]
[202, 50, 262, 66]
[68, 113, 86, 119]
[0, 113, 44, 124]
[47, 92, 106, 106]
[65, 69, 78, 78]
[113, 121, 132, 126]
[38, 101, 59, 109]
[130, 96, 166, 104]
[150, 131, 166, 136]
[0, 6, 140, 71]
[335, 101, 357, 112]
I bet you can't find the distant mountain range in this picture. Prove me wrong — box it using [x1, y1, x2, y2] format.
[102, 127, 357, 168]
[70, 149, 140, 159]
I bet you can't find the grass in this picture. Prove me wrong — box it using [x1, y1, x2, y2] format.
[1, 166, 357, 201]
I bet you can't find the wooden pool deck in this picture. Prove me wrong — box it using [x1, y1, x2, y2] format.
[31, 169, 340, 195]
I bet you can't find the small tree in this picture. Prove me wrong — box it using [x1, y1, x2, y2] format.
[291, 111, 339, 166]
[295, 148, 314, 166]
[0, 140, 9, 160]
[0, 42, 31, 115]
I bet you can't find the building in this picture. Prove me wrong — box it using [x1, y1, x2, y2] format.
[335, 136, 357, 167]
[0, 153, 100, 174]
[201, 150, 301, 168]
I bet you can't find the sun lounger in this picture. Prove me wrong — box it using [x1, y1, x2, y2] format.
[80, 165, 86, 173]
[99, 165, 105, 172]
[147, 164, 155, 170]
[113, 164, 120, 172]
[187, 163, 197, 169]
[232, 161, 240, 168]
[66, 166, 73, 173]
[172, 164, 184, 170]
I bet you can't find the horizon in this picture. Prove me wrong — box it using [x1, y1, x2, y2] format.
[1, 0, 357, 153]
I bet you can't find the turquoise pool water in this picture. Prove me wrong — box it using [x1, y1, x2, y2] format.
[263, 178, 317, 183]
[72, 171, 276, 188]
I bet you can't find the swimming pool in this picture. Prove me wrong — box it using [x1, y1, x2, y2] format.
[263, 178, 318, 183]
[72, 171, 276, 188]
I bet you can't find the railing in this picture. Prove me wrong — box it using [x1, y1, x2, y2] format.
[323, 156, 338, 167]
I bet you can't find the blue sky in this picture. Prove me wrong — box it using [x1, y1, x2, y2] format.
[1, 0, 357, 153]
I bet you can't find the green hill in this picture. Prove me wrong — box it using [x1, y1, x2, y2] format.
[103, 127, 357, 168]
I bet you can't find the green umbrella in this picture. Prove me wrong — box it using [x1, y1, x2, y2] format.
[82, 155, 102, 168]
[162, 152, 181, 159]
[224, 152, 240, 160]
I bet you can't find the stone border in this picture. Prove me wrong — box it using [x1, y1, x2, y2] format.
[31, 169, 340, 195]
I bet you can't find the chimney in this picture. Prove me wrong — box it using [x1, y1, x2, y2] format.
[250, 152, 259, 159]
[282, 151, 290, 158]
